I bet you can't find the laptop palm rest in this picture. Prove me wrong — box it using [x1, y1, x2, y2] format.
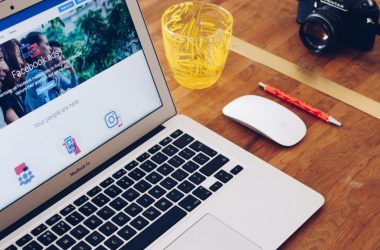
[164, 214, 262, 250]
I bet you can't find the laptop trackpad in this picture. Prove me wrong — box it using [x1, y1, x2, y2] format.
[165, 214, 262, 250]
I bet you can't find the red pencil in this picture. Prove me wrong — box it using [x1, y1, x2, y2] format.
[258, 82, 342, 127]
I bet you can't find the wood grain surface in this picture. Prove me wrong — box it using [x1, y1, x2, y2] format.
[138, 0, 380, 249]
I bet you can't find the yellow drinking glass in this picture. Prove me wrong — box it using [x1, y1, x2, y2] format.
[162, 2, 233, 89]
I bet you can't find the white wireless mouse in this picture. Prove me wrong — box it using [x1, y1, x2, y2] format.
[223, 95, 307, 147]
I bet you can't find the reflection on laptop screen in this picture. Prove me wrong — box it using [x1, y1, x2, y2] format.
[0, 0, 162, 210]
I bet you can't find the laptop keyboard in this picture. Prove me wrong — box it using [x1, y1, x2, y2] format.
[6, 130, 244, 250]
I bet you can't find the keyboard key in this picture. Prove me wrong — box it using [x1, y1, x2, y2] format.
[178, 180, 195, 193]
[171, 169, 189, 181]
[52, 221, 71, 236]
[84, 215, 103, 230]
[56, 235, 76, 249]
[160, 177, 178, 190]
[148, 186, 166, 199]
[125, 203, 143, 217]
[117, 225, 136, 241]
[100, 177, 114, 188]
[141, 160, 158, 172]
[116, 176, 134, 189]
[166, 189, 185, 202]
[92, 193, 111, 207]
[74, 195, 89, 207]
[5, 245, 17, 250]
[142, 207, 161, 221]
[45, 245, 59, 250]
[112, 212, 131, 226]
[189, 141, 218, 157]
[193, 153, 210, 165]
[112, 169, 126, 179]
[31, 224, 47, 237]
[79, 202, 97, 216]
[125, 160, 138, 171]
[23, 241, 43, 250]
[179, 195, 201, 212]
[37, 231, 57, 246]
[122, 206, 186, 249]
[60, 205, 75, 216]
[209, 181, 223, 192]
[70, 225, 89, 240]
[104, 235, 124, 249]
[66, 211, 84, 226]
[137, 194, 155, 208]
[157, 163, 174, 176]
[170, 129, 183, 138]
[99, 221, 118, 237]
[173, 134, 194, 148]
[131, 216, 149, 231]
[87, 186, 102, 197]
[97, 206, 115, 220]
[214, 170, 234, 183]
[155, 198, 173, 212]
[122, 188, 140, 202]
[189, 172, 206, 185]
[159, 137, 172, 146]
[148, 144, 162, 154]
[168, 155, 185, 168]
[104, 184, 122, 198]
[151, 152, 168, 165]
[162, 145, 179, 157]
[146, 171, 164, 184]
[179, 148, 196, 160]
[193, 186, 212, 200]
[128, 168, 146, 181]
[134, 179, 152, 193]
[137, 152, 150, 162]
[109, 197, 128, 211]
[95, 245, 107, 250]
[85, 232, 105, 247]
[183, 161, 200, 174]
[199, 154, 229, 176]
[46, 214, 62, 226]
[72, 241, 91, 250]
[231, 165, 244, 175]
[16, 234, 32, 247]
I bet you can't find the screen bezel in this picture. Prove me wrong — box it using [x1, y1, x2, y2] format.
[0, 0, 176, 232]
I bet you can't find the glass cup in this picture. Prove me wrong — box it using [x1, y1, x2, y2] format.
[162, 2, 233, 89]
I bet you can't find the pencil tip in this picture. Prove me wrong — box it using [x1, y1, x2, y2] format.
[328, 116, 342, 127]
[258, 82, 266, 88]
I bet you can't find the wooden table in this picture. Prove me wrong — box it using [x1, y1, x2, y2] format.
[139, 0, 380, 249]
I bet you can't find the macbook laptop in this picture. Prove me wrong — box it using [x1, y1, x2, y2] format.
[0, 0, 324, 249]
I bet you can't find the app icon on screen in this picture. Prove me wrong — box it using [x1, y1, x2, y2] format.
[14, 163, 35, 186]
[63, 136, 81, 155]
[21, 43, 41, 60]
[105, 111, 123, 128]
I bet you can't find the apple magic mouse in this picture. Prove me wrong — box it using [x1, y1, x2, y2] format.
[223, 95, 306, 146]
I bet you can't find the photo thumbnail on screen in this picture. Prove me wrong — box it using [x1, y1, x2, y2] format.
[0, 0, 142, 129]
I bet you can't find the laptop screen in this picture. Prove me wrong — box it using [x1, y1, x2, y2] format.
[0, 0, 162, 211]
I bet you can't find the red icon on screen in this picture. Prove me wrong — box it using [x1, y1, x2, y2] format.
[14, 163, 35, 186]
[63, 136, 81, 155]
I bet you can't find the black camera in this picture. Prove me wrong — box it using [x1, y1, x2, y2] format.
[297, 0, 380, 53]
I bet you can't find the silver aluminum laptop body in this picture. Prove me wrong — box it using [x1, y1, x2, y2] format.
[0, 0, 324, 249]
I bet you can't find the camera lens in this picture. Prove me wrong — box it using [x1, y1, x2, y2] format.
[300, 6, 344, 53]
[10, 5, 14, 10]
